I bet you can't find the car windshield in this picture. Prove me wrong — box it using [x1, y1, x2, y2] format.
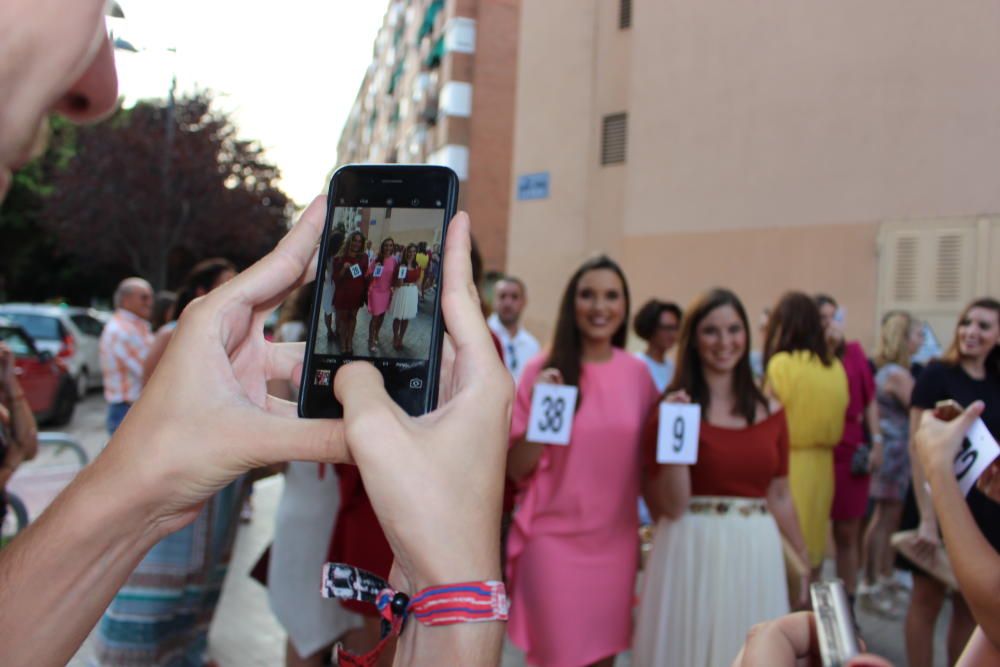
[2, 313, 61, 340]
[0, 327, 36, 357]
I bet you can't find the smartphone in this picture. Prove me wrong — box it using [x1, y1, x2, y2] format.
[298, 164, 458, 418]
[810, 580, 859, 667]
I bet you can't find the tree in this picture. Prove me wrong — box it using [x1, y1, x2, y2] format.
[42, 91, 293, 291]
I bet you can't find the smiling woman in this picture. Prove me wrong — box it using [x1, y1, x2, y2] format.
[505, 255, 659, 667]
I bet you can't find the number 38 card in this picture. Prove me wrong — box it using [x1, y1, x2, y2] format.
[527, 384, 578, 446]
[656, 403, 701, 464]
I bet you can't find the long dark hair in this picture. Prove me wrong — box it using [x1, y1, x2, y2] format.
[173, 258, 237, 321]
[942, 297, 1000, 377]
[337, 231, 365, 259]
[376, 237, 395, 263]
[666, 288, 769, 425]
[763, 291, 832, 367]
[545, 255, 630, 390]
[404, 243, 419, 270]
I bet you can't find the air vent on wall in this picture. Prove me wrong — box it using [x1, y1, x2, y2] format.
[601, 113, 627, 165]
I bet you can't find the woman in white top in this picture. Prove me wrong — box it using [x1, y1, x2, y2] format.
[632, 299, 683, 392]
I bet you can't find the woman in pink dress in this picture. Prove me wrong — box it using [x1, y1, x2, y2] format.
[365, 237, 397, 353]
[506, 256, 659, 667]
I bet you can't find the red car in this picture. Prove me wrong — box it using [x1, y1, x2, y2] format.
[0, 317, 77, 425]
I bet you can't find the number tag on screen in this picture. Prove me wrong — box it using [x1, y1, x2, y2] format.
[350, 264, 362, 279]
[656, 403, 701, 464]
[398, 266, 408, 280]
[955, 418, 1000, 496]
[373, 264, 383, 278]
[526, 384, 578, 446]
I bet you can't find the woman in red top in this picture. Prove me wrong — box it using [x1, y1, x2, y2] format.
[331, 231, 369, 355]
[389, 243, 423, 351]
[633, 288, 809, 667]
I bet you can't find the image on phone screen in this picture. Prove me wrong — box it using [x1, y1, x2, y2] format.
[299, 165, 457, 419]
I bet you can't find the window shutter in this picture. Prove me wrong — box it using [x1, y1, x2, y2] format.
[891, 235, 919, 302]
[934, 233, 963, 303]
[601, 113, 627, 165]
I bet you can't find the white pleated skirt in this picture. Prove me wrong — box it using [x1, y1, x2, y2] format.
[389, 283, 419, 321]
[632, 496, 790, 667]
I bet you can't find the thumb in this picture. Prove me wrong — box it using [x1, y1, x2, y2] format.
[333, 361, 407, 460]
[957, 400, 986, 432]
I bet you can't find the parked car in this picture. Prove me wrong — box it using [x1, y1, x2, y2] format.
[0, 304, 106, 398]
[0, 317, 77, 425]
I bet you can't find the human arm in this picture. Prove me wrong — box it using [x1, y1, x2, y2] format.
[335, 213, 511, 665]
[141, 326, 172, 385]
[914, 401, 1000, 647]
[766, 476, 810, 607]
[865, 399, 884, 472]
[506, 366, 561, 483]
[908, 406, 940, 558]
[641, 390, 693, 520]
[957, 627, 1000, 667]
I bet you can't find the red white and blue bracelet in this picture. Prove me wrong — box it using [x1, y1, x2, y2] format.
[322, 563, 509, 666]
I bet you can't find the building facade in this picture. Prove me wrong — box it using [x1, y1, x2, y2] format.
[336, 0, 520, 271]
[507, 0, 1000, 350]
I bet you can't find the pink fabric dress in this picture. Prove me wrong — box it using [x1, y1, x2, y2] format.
[831, 341, 875, 521]
[366, 255, 397, 317]
[507, 348, 659, 667]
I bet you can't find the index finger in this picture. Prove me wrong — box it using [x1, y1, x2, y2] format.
[438, 212, 494, 357]
[217, 195, 327, 306]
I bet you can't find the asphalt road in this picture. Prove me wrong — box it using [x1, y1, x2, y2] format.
[9, 394, 948, 666]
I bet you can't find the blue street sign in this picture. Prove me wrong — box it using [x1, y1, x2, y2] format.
[516, 172, 550, 201]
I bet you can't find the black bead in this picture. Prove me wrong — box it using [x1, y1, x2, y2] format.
[391, 592, 410, 616]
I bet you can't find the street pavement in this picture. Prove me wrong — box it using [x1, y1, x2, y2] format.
[11, 394, 949, 665]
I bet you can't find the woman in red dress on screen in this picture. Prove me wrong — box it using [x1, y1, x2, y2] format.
[633, 288, 809, 667]
[331, 231, 368, 355]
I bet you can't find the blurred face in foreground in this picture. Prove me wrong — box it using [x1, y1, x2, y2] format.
[0, 0, 118, 199]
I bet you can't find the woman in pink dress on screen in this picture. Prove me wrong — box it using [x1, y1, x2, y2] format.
[365, 237, 397, 353]
[506, 255, 659, 667]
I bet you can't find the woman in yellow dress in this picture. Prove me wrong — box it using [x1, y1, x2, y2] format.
[764, 291, 849, 584]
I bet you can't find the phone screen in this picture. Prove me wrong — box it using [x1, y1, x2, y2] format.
[299, 165, 457, 418]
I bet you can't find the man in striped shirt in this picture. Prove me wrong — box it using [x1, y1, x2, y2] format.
[99, 277, 154, 434]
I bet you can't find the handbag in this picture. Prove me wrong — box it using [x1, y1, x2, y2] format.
[850, 443, 871, 476]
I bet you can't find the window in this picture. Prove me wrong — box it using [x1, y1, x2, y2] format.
[619, 0, 632, 29]
[1, 313, 62, 340]
[70, 314, 104, 337]
[0, 327, 35, 358]
[601, 113, 627, 165]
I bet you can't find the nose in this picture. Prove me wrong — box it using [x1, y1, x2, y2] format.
[52, 33, 119, 123]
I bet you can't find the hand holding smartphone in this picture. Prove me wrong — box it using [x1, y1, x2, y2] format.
[298, 165, 458, 418]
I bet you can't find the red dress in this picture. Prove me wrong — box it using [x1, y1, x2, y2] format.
[327, 464, 393, 616]
[332, 254, 369, 311]
[831, 341, 875, 521]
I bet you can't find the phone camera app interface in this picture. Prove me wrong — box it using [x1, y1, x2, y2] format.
[311, 205, 444, 408]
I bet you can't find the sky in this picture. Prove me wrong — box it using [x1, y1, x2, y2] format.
[108, 0, 389, 207]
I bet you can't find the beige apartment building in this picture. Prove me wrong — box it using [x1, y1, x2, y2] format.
[507, 0, 1000, 350]
[336, 0, 520, 270]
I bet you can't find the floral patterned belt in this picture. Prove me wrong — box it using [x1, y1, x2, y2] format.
[688, 496, 769, 517]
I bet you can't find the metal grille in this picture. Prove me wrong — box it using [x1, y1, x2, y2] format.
[892, 235, 918, 302]
[620, 0, 632, 29]
[935, 234, 963, 302]
[601, 113, 627, 165]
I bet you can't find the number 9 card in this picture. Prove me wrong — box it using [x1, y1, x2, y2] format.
[656, 403, 701, 464]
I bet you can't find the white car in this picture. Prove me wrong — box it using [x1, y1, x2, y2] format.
[0, 304, 107, 398]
